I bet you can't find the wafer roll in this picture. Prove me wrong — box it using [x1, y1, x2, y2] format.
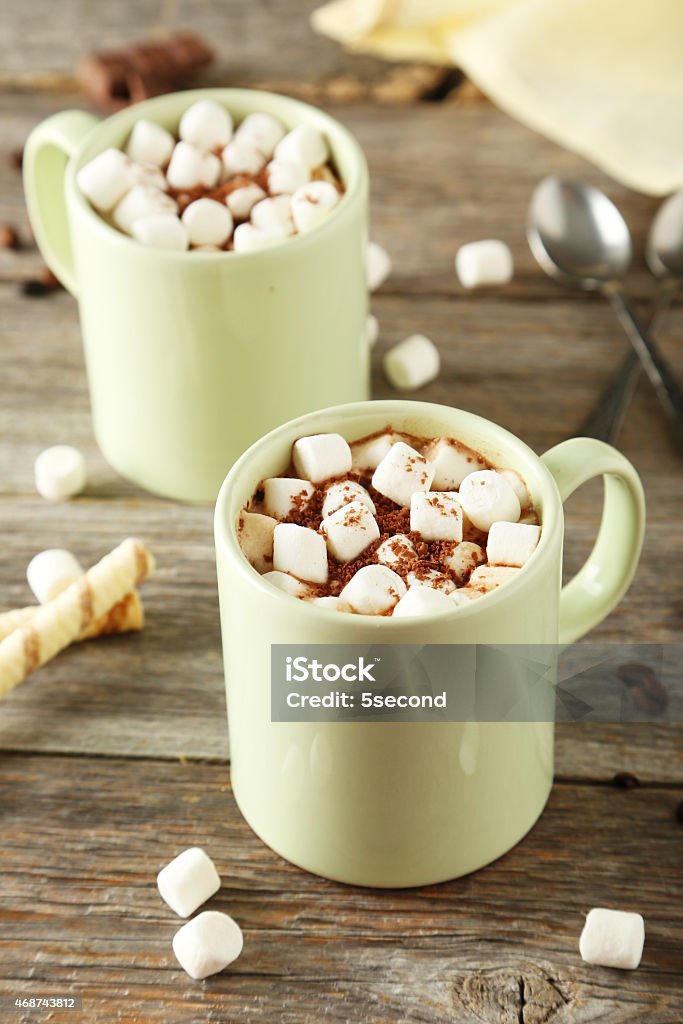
[0, 538, 154, 697]
[0, 589, 143, 643]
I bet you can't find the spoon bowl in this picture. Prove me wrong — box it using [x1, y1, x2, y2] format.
[646, 189, 683, 279]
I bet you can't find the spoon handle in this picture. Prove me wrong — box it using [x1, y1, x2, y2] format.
[606, 287, 683, 451]
[577, 280, 678, 443]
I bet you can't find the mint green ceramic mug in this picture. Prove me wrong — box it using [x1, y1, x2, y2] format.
[214, 400, 645, 887]
[23, 89, 369, 502]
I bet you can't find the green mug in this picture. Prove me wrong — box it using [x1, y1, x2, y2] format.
[23, 89, 369, 502]
[214, 400, 645, 888]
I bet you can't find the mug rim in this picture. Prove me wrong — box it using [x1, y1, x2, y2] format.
[64, 87, 369, 262]
[214, 399, 564, 628]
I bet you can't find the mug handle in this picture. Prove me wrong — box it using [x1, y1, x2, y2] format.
[541, 438, 645, 644]
[23, 110, 100, 296]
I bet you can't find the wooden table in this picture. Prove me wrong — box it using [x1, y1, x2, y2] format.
[1, 3, 681, 1021]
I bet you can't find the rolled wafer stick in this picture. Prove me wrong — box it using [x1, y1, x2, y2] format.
[0, 538, 154, 698]
[0, 589, 144, 643]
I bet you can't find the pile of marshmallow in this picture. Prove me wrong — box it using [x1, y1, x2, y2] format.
[76, 99, 342, 252]
[238, 429, 541, 617]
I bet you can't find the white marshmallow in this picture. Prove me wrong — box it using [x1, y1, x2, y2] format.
[450, 588, 481, 606]
[292, 433, 352, 483]
[406, 568, 456, 594]
[26, 549, 84, 604]
[290, 180, 340, 234]
[266, 159, 311, 195]
[77, 148, 134, 212]
[410, 491, 463, 542]
[157, 847, 221, 918]
[232, 222, 287, 253]
[113, 184, 178, 235]
[321, 480, 375, 518]
[340, 564, 406, 615]
[34, 445, 86, 501]
[442, 541, 485, 582]
[178, 99, 233, 151]
[468, 565, 520, 593]
[237, 510, 277, 573]
[487, 521, 541, 568]
[251, 195, 294, 236]
[366, 240, 391, 291]
[383, 334, 440, 392]
[130, 163, 167, 190]
[579, 908, 645, 970]
[366, 314, 379, 348]
[132, 213, 189, 251]
[498, 468, 531, 509]
[372, 441, 434, 508]
[393, 586, 454, 618]
[274, 124, 329, 170]
[458, 470, 521, 532]
[262, 477, 315, 520]
[261, 570, 310, 597]
[425, 437, 487, 490]
[311, 595, 352, 612]
[376, 534, 416, 569]
[234, 112, 286, 157]
[321, 500, 380, 563]
[125, 119, 175, 167]
[221, 139, 265, 177]
[181, 198, 233, 247]
[351, 432, 397, 470]
[173, 910, 243, 980]
[273, 523, 328, 584]
[226, 183, 266, 220]
[166, 141, 221, 190]
[455, 239, 513, 289]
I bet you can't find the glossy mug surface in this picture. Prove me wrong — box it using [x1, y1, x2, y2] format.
[214, 401, 645, 887]
[23, 90, 369, 502]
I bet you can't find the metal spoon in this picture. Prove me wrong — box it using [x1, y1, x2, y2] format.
[527, 177, 683, 450]
[578, 189, 683, 443]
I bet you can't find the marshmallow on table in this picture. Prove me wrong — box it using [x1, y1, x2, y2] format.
[266, 159, 311, 195]
[458, 470, 521, 532]
[487, 521, 541, 567]
[372, 442, 435, 508]
[125, 119, 175, 167]
[157, 846, 221, 918]
[237, 511, 277, 573]
[366, 314, 379, 348]
[366, 240, 391, 291]
[26, 549, 84, 604]
[234, 112, 285, 157]
[77, 148, 134, 212]
[425, 437, 487, 490]
[290, 181, 340, 233]
[376, 534, 416, 569]
[173, 910, 243, 980]
[233, 222, 287, 253]
[455, 239, 514, 289]
[393, 585, 454, 618]
[262, 477, 315, 520]
[498, 468, 531, 509]
[251, 196, 294, 235]
[273, 523, 328, 584]
[351, 432, 397, 470]
[410, 491, 463, 542]
[178, 99, 233, 151]
[406, 568, 456, 594]
[311, 595, 352, 612]
[274, 124, 329, 170]
[468, 565, 519, 593]
[261, 570, 310, 597]
[321, 500, 380, 562]
[226, 183, 266, 220]
[34, 445, 86, 501]
[340, 564, 406, 615]
[383, 334, 440, 392]
[321, 480, 375, 518]
[132, 214, 189, 251]
[221, 139, 266, 177]
[292, 433, 352, 483]
[112, 185, 178, 235]
[579, 908, 645, 970]
[181, 198, 233, 247]
[166, 141, 221, 190]
[442, 541, 485, 581]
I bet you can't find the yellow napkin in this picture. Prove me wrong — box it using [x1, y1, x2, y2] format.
[312, 0, 683, 196]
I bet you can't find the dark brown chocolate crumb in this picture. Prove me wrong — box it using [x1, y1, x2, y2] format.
[20, 278, 49, 297]
[612, 771, 640, 790]
[675, 799, 683, 825]
[0, 224, 20, 250]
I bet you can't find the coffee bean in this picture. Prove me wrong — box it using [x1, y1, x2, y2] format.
[0, 224, 20, 250]
[8, 148, 23, 171]
[616, 661, 652, 689]
[20, 278, 49, 297]
[617, 661, 669, 716]
[675, 800, 683, 825]
[612, 771, 640, 790]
